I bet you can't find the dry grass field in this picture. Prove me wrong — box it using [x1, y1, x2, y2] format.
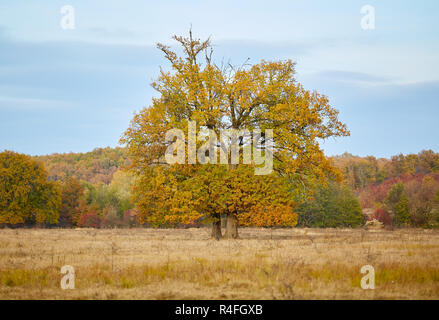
[0, 227, 439, 299]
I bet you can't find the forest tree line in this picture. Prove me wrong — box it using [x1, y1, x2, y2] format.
[1, 148, 439, 229]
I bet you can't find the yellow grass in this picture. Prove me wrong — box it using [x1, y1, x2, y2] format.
[0, 227, 439, 299]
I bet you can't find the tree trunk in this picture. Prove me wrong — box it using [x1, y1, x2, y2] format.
[221, 214, 227, 228]
[211, 217, 222, 240]
[224, 161, 240, 239]
[224, 214, 239, 239]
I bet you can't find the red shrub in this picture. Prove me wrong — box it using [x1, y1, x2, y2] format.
[121, 209, 139, 228]
[78, 211, 101, 228]
[359, 173, 439, 208]
[371, 208, 392, 226]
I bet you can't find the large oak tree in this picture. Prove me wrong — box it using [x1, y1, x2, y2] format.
[121, 31, 349, 238]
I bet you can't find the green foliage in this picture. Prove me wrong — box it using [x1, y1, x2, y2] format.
[53, 166, 136, 228]
[384, 182, 410, 226]
[296, 182, 363, 228]
[0, 151, 60, 225]
[92, 177, 134, 218]
[108, 170, 135, 215]
[71, 170, 135, 228]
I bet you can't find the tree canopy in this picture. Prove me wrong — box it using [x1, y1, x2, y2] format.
[296, 182, 363, 228]
[121, 31, 349, 239]
[0, 151, 60, 225]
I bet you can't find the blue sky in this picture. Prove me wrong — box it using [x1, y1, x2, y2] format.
[0, 0, 438, 157]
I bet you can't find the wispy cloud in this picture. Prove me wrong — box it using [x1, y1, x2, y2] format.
[0, 95, 73, 110]
[313, 70, 392, 85]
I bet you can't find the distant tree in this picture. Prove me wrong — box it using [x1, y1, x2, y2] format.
[332, 150, 439, 196]
[35, 147, 129, 184]
[330, 153, 383, 191]
[78, 205, 101, 228]
[0, 151, 60, 225]
[59, 176, 84, 227]
[100, 206, 121, 228]
[108, 170, 135, 216]
[405, 175, 439, 227]
[430, 191, 439, 228]
[384, 182, 410, 226]
[358, 176, 406, 209]
[296, 182, 363, 228]
[81, 181, 97, 206]
[90, 180, 134, 220]
[122, 209, 139, 228]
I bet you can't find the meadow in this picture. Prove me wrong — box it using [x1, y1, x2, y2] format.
[1, 227, 439, 300]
